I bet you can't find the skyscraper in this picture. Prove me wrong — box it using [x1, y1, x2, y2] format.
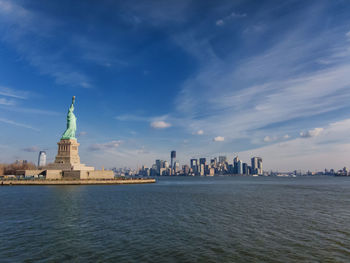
[237, 160, 243, 174]
[190, 159, 198, 174]
[38, 151, 46, 167]
[251, 157, 263, 174]
[219, 156, 227, 164]
[171, 150, 176, 175]
[233, 156, 239, 174]
[257, 157, 263, 175]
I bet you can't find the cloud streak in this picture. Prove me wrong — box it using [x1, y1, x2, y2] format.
[0, 117, 39, 131]
[88, 140, 122, 151]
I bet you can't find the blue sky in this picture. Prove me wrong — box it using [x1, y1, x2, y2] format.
[1, 0, 350, 171]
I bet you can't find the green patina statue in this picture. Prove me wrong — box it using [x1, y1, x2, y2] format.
[61, 96, 77, 140]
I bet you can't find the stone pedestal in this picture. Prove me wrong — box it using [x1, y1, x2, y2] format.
[45, 139, 94, 171]
[55, 139, 80, 167]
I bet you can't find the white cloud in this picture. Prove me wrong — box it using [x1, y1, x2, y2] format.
[193, 129, 204, 135]
[213, 136, 224, 142]
[346, 31, 350, 38]
[236, 119, 350, 171]
[150, 121, 171, 129]
[283, 134, 290, 139]
[174, 21, 350, 145]
[88, 140, 122, 151]
[300, 127, 323, 138]
[216, 19, 224, 26]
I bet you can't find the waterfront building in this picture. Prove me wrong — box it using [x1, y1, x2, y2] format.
[200, 164, 205, 176]
[219, 156, 227, 164]
[38, 151, 47, 167]
[233, 156, 239, 174]
[164, 161, 169, 169]
[156, 159, 162, 174]
[190, 159, 198, 174]
[183, 165, 190, 175]
[16, 160, 28, 165]
[209, 168, 215, 176]
[251, 157, 263, 174]
[237, 160, 243, 174]
[175, 161, 180, 173]
[258, 158, 263, 174]
[170, 150, 176, 175]
[243, 163, 249, 175]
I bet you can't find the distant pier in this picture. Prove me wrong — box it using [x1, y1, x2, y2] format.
[0, 178, 156, 186]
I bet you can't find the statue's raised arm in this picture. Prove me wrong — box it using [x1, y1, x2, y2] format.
[61, 96, 77, 140]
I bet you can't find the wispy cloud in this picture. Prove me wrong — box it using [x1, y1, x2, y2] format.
[213, 136, 224, 142]
[115, 114, 149, 122]
[88, 140, 122, 151]
[22, 146, 39, 152]
[0, 105, 60, 115]
[0, 0, 94, 88]
[300, 128, 323, 138]
[0, 98, 15, 105]
[150, 121, 171, 129]
[0, 117, 39, 131]
[216, 12, 247, 26]
[193, 129, 204, 135]
[77, 131, 87, 137]
[0, 86, 28, 99]
[174, 14, 350, 145]
[237, 119, 350, 171]
[264, 134, 290, 142]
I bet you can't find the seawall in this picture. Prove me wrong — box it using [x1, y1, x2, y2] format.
[0, 178, 156, 186]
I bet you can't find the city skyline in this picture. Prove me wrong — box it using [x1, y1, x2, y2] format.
[1, 0, 350, 170]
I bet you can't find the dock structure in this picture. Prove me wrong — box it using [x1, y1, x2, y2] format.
[0, 178, 156, 186]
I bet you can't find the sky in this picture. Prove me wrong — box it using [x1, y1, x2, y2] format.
[1, 0, 350, 171]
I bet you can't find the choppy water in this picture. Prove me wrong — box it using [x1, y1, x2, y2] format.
[1, 176, 350, 262]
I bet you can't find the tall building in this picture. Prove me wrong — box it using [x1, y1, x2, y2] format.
[199, 158, 206, 175]
[233, 156, 239, 174]
[237, 160, 243, 174]
[242, 163, 249, 175]
[183, 165, 190, 175]
[251, 157, 263, 174]
[257, 157, 263, 174]
[190, 159, 198, 174]
[170, 150, 176, 175]
[200, 164, 205, 176]
[38, 151, 47, 167]
[219, 156, 227, 164]
[210, 158, 217, 167]
[174, 161, 180, 173]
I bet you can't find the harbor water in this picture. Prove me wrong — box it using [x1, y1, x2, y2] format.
[1, 176, 350, 262]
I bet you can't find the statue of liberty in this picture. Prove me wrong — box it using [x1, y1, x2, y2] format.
[61, 96, 77, 140]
